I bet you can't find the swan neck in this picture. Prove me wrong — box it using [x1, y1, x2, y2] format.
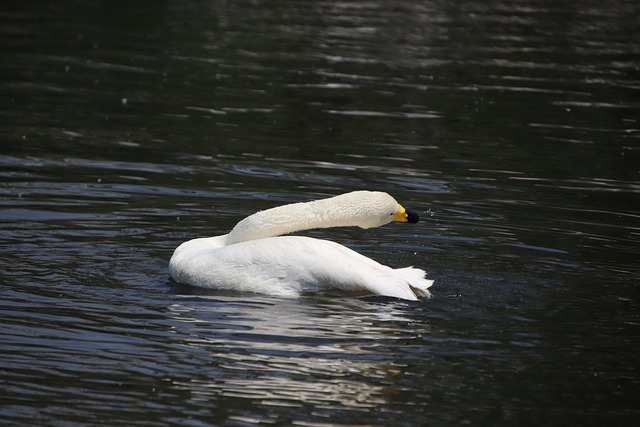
[226, 196, 359, 245]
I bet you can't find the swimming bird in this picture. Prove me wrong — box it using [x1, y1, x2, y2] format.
[169, 190, 433, 300]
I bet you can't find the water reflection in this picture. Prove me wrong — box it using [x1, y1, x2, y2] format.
[169, 296, 421, 411]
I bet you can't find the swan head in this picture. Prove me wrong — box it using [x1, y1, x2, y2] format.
[343, 191, 419, 228]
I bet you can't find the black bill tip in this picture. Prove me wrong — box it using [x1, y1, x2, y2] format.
[406, 210, 420, 223]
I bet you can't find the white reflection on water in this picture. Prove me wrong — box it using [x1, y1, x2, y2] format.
[168, 296, 423, 410]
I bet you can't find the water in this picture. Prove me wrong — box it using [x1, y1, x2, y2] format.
[1, 0, 639, 425]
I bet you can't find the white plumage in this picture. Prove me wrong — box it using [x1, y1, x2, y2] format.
[169, 191, 433, 300]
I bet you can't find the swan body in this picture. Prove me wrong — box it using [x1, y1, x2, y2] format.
[169, 191, 433, 300]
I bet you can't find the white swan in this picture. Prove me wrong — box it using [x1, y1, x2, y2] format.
[169, 191, 433, 300]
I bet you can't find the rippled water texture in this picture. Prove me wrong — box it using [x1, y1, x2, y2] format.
[1, 0, 639, 426]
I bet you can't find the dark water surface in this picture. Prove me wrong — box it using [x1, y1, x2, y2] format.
[1, 0, 639, 425]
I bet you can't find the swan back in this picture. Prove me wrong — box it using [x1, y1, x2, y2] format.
[172, 235, 433, 299]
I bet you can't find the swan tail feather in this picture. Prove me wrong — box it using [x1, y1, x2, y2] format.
[363, 268, 432, 300]
[394, 267, 434, 298]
